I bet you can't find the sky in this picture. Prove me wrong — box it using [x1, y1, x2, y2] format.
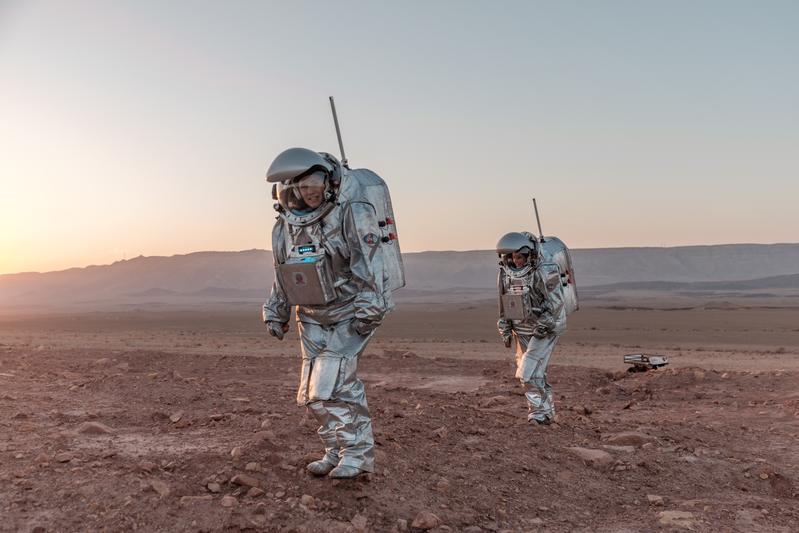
[1, 1, 797, 275]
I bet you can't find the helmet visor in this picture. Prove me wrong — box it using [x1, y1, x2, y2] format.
[277, 171, 328, 214]
[505, 249, 532, 269]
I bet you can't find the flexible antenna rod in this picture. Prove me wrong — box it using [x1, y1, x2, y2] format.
[328, 96, 349, 168]
[533, 198, 546, 243]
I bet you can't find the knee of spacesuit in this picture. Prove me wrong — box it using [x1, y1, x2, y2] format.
[527, 376, 548, 393]
[308, 355, 343, 402]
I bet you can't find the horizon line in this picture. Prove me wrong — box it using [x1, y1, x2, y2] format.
[4, 241, 799, 277]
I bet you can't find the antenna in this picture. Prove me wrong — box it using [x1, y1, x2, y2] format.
[328, 96, 349, 168]
[533, 198, 546, 243]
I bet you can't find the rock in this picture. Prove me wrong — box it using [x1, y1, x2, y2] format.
[138, 461, 157, 473]
[245, 462, 261, 472]
[396, 518, 409, 532]
[231, 397, 250, 403]
[220, 495, 238, 508]
[260, 419, 272, 429]
[432, 426, 448, 439]
[207, 482, 221, 493]
[149, 479, 171, 497]
[77, 422, 115, 435]
[528, 518, 544, 525]
[275, 490, 286, 498]
[462, 527, 482, 533]
[603, 431, 656, 447]
[180, 495, 213, 506]
[300, 494, 315, 507]
[230, 446, 243, 458]
[580, 405, 592, 415]
[54, 452, 73, 463]
[231, 474, 260, 488]
[602, 445, 636, 454]
[34, 452, 50, 464]
[350, 513, 368, 532]
[658, 510, 695, 529]
[647, 494, 664, 505]
[411, 511, 441, 530]
[433, 478, 450, 493]
[209, 413, 224, 421]
[169, 411, 183, 423]
[247, 487, 265, 497]
[568, 447, 613, 468]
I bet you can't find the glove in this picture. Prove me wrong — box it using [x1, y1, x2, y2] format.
[532, 324, 551, 339]
[351, 318, 377, 336]
[502, 336, 512, 348]
[266, 321, 289, 340]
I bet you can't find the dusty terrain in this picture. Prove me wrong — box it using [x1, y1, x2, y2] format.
[1, 303, 798, 532]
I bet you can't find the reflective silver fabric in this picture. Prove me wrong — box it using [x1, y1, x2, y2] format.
[512, 333, 558, 422]
[263, 170, 396, 326]
[497, 258, 567, 423]
[299, 320, 375, 471]
[264, 159, 398, 473]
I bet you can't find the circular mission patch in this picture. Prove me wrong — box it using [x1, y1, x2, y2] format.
[363, 233, 378, 246]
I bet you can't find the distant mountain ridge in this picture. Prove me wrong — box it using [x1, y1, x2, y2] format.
[2, 243, 799, 310]
[584, 272, 799, 293]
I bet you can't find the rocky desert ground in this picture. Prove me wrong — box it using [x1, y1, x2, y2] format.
[1, 301, 797, 532]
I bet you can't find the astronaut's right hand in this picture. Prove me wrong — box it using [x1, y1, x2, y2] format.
[532, 324, 551, 339]
[266, 321, 289, 340]
[351, 318, 377, 337]
[502, 336, 512, 348]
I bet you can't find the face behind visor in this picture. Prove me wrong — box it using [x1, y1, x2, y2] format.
[507, 247, 533, 270]
[276, 171, 330, 215]
[496, 232, 538, 271]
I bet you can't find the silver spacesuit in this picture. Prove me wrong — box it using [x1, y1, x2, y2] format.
[496, 231, 577, 424]
[262, 147, 403, 479]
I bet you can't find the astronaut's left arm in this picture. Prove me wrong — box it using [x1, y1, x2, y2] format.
[343, 201, 390, 334]
[496, 271, 513, 346]
[534, 263, 567, 336]
[262, 223, 292, 335]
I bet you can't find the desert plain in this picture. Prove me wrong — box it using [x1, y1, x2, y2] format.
[0, 297, 798, 532]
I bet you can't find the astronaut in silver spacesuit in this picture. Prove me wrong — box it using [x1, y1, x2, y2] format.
[262, 147, 403, 479]
[496, 231, 568, 425]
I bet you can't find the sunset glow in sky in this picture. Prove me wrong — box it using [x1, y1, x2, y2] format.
[1, 1, 798, 275]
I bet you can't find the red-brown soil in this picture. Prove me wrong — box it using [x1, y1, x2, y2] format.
[1, 329, 797, 532]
